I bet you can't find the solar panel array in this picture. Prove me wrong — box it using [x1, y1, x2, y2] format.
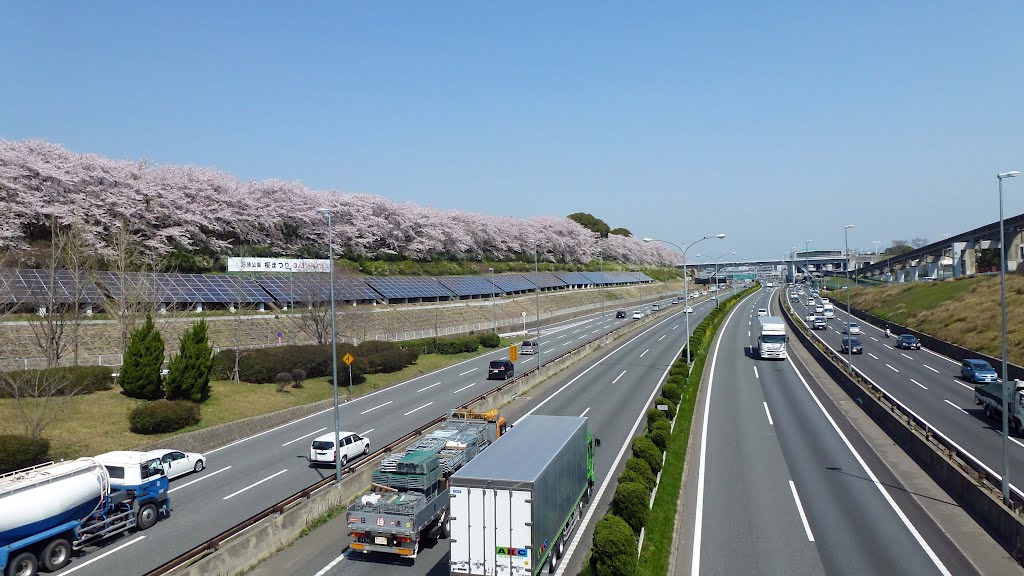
[0, 269, 104, 304]
[364, 276, 454, 300]
[95, 272, 272, 303]
[435, 276, 500, 297]
[256, 274, 379, 303]
[489, 274, 536, 293]
[553, 272, 594, 286]
[519, 272, 567, 289]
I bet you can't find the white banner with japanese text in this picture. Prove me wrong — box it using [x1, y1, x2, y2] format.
[227, 257, 331, 273]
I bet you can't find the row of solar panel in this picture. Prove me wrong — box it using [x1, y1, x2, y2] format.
[0, 269, 655, 305]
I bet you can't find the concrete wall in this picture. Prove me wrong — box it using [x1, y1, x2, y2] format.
[781, 297, 1024, 564]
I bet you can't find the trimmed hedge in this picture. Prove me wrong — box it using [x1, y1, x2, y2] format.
[646, 408, 667, 429]
[0, 366, 113, 398]
[398, 334, 481, 355]
[623, 457, 657, 492]
[591, 514, 638, 576]
[647, 428, 669, 452]
[211, 341, 418, 385]
[632, 436, 662, 475]
[611, 481, 651, 534]
[0, 435, 50, 474]
[661, 383, 683, 403]
[654, 397, 676, 419]
[477, 332, 501, 348]
[128, 400, 201, 434]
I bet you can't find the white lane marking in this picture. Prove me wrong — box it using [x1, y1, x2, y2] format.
[659, 334, 666, 342]
[573, 329, 581, 334]
[953, 379, 973, 390]
[868, 353, 879, 359]
[557, 334, 567, 339]
[753, 366, 759, 379]
[281, 427, 327, 447]
[404, 402, 433, 416]
[691, 289, 760, 576]
[613, 369, 628, 384]
[458, 367, 477, 376]
[562, 342, 570, 347]
[944, 399, 968, 414]
[884, 344, 894, 350]
[886, 364, 900, 373]
[313, 551, 349, 576]
[784, 353, 952, 574]
[923, 364, 939, 373]
[168, 466, 233, 493]
[580, 407, 591, 417]
[360, 400, 393, 415]
[592, 329, 601, 334]
[206, 406, 334, 454]
[452, 383, 476, 394]
[923, 346, 962, 365]
[223, 469, 288, 500]
[901, 353, 914, 360]
[640, 348, 650, 358]
[417, 381, 442, 392]
[673, 324, 679, 330]
[911, 379, 927, 390]
[360, 429, 374, 436]
[763, 402, 774, 425]
[1013, 438, 1024, 450]
[870, 336, 878, 342]
[789, 481, 814, 541]
[60, 536, 146, 575]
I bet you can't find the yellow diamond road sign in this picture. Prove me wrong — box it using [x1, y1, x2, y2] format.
[342, 353, 355, 366]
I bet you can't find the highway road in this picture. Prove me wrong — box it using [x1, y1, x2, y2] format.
[789, 284, 1024, 502]
[54, 287, 721, 576]
[245, 287, 736, 576]
[683, 287, 972, 575]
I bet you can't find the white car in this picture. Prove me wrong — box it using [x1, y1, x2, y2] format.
[685, 306, 694, 313]
[632, 310, 644, 319]
[806, 299, 815, 306]
[821, 298, 830, 304]
[310, 431, 370, 467]
[842, 323, 861, 335]
[146, 448, 206, 479]
[757, 309, 768, 317]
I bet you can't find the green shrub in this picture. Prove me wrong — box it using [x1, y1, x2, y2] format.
[164, 319, 213, 402]
[356, 340, 398, 356]
[477, 332, 501, 348]
[128, 400, 200, 434]
[363, 349, 413, 374]
[646, 408, 667, 429]
[0, 435, 50, 474]
[274, 371, 292, 392]
[0, 366, 113, 398]
[120, 314, 165, 400]
[666, 374, 686, 388]
[211, 344, 337, 383]
[290, 367, 306, 388]
[591, 514, 638, 576]
[632, 436, 662, 475]
[655, 397, 676, 418]
[661, 383, 682, 403]
[650, 419, 671, 437]
[611, 481, 650, 534]
[647, 428, 669, 452]
[435, 335, 480, 355]
[623, 457, 657, 492]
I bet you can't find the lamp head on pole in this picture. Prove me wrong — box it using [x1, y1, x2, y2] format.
[315, 207, 334, 215]
[998, 171, 1021, 180]
[714, 234, 726, 239]
[642, 237, 653, 243]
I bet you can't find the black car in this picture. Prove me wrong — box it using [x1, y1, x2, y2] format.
[896, 334, 921, 350]
[487, 359, 514, 380]
[615, 310, 627, 319]
[841, 336, 863, 354]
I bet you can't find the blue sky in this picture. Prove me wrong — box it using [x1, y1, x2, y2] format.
[2, 1, 1022, 261]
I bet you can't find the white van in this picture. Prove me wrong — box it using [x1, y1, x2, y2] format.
[651, 303, 660, 311]
[310, 431, 370, 467]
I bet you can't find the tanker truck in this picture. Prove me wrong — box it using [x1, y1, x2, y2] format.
[1, 451, 170, 576]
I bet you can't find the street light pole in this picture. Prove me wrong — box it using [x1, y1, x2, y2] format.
[535, 246, 542, 367]
[489, 267, 496, 333]
[844, 224, 855, 374]
[316, 207, 342, 483]
[998, 170, 1020, 504]
[643, 234, 725, 365]
[714, 252, 735, 307]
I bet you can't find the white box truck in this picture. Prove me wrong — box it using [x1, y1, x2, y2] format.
[822, 303, 835, 319]
[449, 415, 597, 576]
[757, 316, 789, 360]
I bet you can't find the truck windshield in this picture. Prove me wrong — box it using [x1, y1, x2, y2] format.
[141, 458, 164, 480]
[762, 334, 786, 344]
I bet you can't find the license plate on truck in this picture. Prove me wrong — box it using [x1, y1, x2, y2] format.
[374, 536, 388, 545]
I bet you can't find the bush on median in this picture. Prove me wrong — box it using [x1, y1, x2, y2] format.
[612, 481, 651, 534]
[128, 400, 201, 434]
[632, 436, 662, 475]
[591, 514, 639, 576]
[623, 457, 657, 492]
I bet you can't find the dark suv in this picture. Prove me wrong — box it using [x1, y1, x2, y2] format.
[841, 336, 863, 354]
[487, 360, 514, 380]
[896, 334, 921, 350]
[615, 310, 627, 319]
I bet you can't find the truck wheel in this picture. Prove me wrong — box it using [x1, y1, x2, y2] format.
[547, 551, 557, 574]
[40, 537, 72, 571]
[6, 552, 37, 576]
[137, 503, 158, 531]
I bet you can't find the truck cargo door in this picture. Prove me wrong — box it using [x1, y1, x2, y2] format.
[493, 489, 512, 575]
[450, 487, 470, 574]
[483, 487, 497, 576]
[469, 487, 487, 574]
[509, 490, 532, 576]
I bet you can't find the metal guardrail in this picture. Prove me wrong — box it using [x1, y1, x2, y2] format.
[142, 295, 689, 576]
[779, 286, 1024, 512]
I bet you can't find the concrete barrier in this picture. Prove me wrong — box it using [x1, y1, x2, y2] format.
[781, 294, 1024, 564]
[160, 291, 696, 576]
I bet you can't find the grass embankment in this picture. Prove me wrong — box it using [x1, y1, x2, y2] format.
[828, 274, 1024, 362]
[0, 342, 518, 460]
[637, 284, 760, 576]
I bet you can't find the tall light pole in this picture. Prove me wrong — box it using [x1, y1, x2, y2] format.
[998, 170, 1020, 504]
[644, 234, 725, 365]
[714, 252, 736, 307]
[489, 267, 496, 333]
[844, 224, 855, 373]
[535, 246, 542, 367]
[804, 240, 812, 289]
[316, 207, 342, 483]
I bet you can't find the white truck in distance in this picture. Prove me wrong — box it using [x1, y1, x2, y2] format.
[822, 303, 835, 319]
[757, 316, 789, 359]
